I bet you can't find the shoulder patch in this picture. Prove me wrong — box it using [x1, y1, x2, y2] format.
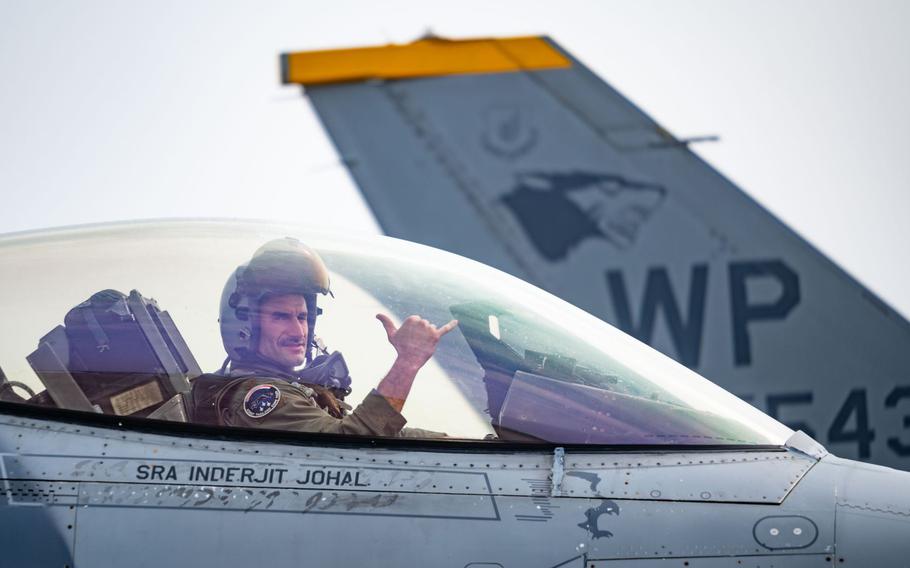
[243, 384, 281, 418]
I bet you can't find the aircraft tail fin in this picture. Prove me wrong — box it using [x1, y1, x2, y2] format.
[281, 36, 910, 469]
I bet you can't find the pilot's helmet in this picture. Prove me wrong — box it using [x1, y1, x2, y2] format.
[220, 237, 331, 364]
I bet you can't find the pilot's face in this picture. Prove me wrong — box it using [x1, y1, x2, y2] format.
[257, 294, 308, 370]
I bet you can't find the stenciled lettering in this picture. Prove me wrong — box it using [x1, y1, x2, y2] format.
[606, 260, 800, 369]
[135, 464, 177, 481]
[296, 469, 369, 487]
[740, 385, 910, 462]
[136, 464, 289, 484]
[729, 259, 800, 367]
[188, 466, 287, 484]
[828, 389, 875, 459]
[606, 264, 708, 368]
[885, 386, 910, 457]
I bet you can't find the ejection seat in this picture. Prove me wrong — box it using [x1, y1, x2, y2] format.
[26, 289, 201, 422]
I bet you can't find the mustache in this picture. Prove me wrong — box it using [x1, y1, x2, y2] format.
[279, 337, 307, 347]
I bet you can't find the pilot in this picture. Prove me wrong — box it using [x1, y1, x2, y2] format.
[191, 237, 456, 437]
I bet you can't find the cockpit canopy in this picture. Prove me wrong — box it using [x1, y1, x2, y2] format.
[0, 220, 791, 446]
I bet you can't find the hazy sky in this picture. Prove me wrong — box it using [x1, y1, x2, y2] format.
[1, 0, 908, 316]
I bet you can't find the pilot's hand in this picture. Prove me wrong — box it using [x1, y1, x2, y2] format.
[376, 313, 458, 370]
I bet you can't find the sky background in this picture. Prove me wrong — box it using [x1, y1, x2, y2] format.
[1, 0, 908, 317]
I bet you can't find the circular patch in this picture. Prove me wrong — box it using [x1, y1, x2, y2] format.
[243, 384, 281, 418]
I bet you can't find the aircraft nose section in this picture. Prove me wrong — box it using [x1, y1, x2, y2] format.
[831, 458, 910, 564]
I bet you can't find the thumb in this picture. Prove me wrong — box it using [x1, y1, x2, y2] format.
[375, 313, 397, 341]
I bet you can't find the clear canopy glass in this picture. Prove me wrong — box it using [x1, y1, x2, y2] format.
[0, 220, 792, 446]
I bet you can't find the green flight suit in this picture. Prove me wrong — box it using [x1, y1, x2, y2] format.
[192, 360, 445, 438]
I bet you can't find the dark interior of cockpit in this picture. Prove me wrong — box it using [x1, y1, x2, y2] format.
[0, 287, 605, 442]
[0, 284, 763, 446]
[0, 289, 200, 422]
[0, 287, 368, 432]
[0, 287, 529, 437]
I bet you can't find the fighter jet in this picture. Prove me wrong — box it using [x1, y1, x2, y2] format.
[280, 36, 910, 470]
[0, 220, 907, 566]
